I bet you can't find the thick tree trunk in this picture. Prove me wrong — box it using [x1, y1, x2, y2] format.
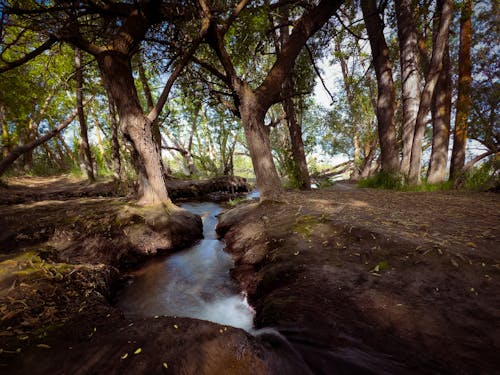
[450, 0, 473, 180]
[361, 0, 400, 174]
[427, 45, 451, 184]
[239, 86, 282, 199]
[395, 0, 422, 175]
[98, 52, 169, 205]
[408, 0, 452, 185]
[75, 47, 95, 181]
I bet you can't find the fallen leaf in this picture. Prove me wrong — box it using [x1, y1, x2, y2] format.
[163, 362, 168, 369]
[134, 348, 142, 355]
[37, 344, 51, 349]
[121, 353, 128, 360]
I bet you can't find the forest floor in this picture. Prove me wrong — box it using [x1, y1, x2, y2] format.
[0, 176, 499, 374]
[217, 185, 500, 374]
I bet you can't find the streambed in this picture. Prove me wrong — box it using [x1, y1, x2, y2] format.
[116, 201, 255, 331]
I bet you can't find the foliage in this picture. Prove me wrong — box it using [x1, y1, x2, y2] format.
[358, 172, 406, 190]
[464, 157, 500, 191]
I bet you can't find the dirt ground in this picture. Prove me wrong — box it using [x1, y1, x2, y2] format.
[217, 185, 500, 374]
[1, 176, 499, 374]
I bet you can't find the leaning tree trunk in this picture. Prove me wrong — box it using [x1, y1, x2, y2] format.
[427, 44, 451, 184]
[0, 109, 79, 176]
[396, 0, 422, 176]
[450, 0, 473, 181]
[75, 47, 95, 182]
[97, 52, 169, 205]
[408, 0, 452, 185]
[361, 0, 400, 174]
[239, 86, 283, 200]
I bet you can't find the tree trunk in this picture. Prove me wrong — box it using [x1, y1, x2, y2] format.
[279, 6, 311, 190]
[137, 57, 162, 151]
[1, 104, 10, 159]
[282, 77, 311, 190]
[395, 0, 422, 175]
[240, 85, 282, 199]
[450, 0, 473, 180]
[408, 0, 452, 185]
[361, 0, 400, 174]
[427, 44, 451, 184]
[75, 47, 95, 181]
[108, 97, 122, 181]
[97, 52, 169, 205]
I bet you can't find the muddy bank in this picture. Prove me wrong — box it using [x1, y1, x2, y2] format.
[217, 189, 500, 374]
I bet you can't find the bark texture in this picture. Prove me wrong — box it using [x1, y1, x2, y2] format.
[108, 97, 121, 181]
[409, 0, 452, 185]
[427, 45, 451, 184]
[396, 0, 421, 175]
[75, 47, 95, 181]
[450, 0, 473, 180]
[98, 52, 169, 205]
[361, 0, 400, 174]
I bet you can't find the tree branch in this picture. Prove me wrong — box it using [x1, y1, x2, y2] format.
[257, 0, 343, 106]
[147, 6, 211, 123]
[0, 95, 95, 176]
[0, 37, 57, 73]
[305, 43, 335, 105]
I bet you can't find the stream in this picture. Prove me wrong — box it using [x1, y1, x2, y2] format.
[116, 201, 255, 331]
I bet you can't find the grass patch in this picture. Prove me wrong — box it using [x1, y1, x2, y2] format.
[227, 196, 246, 207]
[358, 172, 405, 190]
[358, 172, 454, 192]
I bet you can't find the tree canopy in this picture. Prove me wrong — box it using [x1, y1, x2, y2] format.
[1, 0, 498, 195]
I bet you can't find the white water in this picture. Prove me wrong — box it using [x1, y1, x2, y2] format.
[116, 201, 255, 331]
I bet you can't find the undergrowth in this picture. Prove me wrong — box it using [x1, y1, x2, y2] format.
[358, 172, 453, 192]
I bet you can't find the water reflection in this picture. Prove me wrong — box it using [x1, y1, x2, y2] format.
[116, 202, 255, 331]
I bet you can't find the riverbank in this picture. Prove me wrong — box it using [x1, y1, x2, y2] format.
[0, 175, 274, 374]
[1, 177, 499, 373]
[217, 188, 500, 374]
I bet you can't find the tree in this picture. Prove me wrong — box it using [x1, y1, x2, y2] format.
[450, 0, 473, 180]
[408, 0, 453, 185]
[361, 0, 399, 174]
[74, 47, 95, 181]
[273, 4, 311, 190]
[395, 0, 422, 176]
[202, 0, 343, 199]
[2, 1, 206, 204]
[427, 43, 451, 184]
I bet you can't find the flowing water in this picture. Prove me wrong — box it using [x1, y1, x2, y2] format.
[116, 201, 255, 331]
